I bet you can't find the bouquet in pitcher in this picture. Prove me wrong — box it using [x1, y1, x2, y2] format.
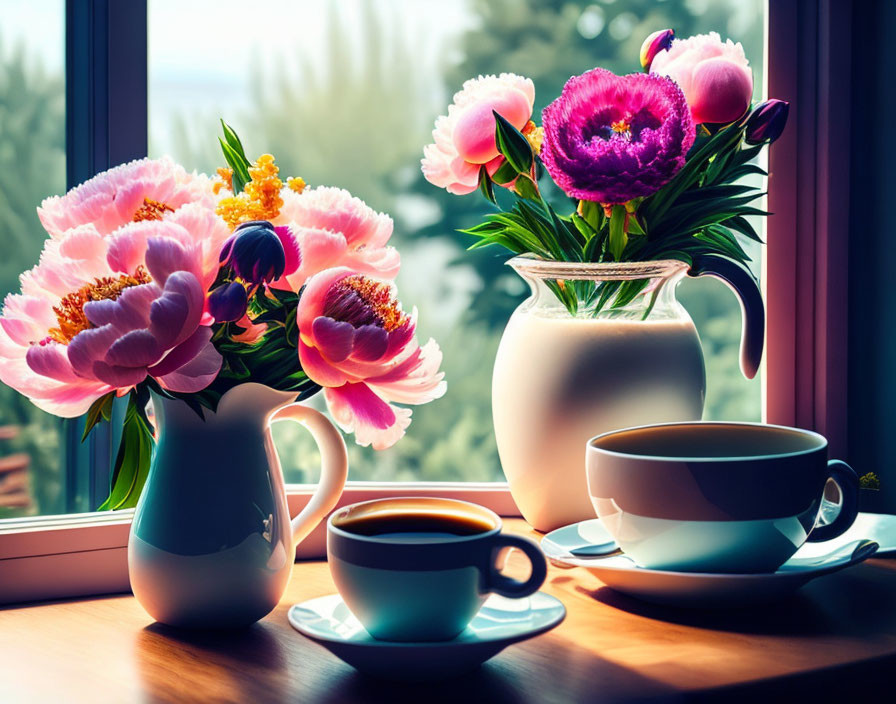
[421, 29, 789, 531]
[0, 122, 445, 510]
[421, 29, 788, 321]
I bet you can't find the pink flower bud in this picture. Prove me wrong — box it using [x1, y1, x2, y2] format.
[744, 99, 790, 145]
[640, 29, 675, 71]
[650, 32, 754, 125]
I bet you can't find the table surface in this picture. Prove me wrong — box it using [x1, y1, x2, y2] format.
[2, 519, 896, 704]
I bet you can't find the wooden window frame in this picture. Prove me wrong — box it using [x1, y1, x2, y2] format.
[0, 0, 850, 604]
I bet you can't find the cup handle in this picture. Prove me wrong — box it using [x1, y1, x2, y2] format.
[270, 402, 349, 549]
[484, 534, 548, 598]
[807, 460, 860, 543]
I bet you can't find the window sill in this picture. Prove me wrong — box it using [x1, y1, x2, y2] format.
[0, 482, 519, 605]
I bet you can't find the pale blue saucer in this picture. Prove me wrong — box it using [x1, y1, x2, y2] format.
[542, 517, 884, 608]
[288, 591, 566, 681]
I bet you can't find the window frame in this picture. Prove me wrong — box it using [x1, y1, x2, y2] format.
[763, 0, 851, 457]
[0, 0, 848, 604]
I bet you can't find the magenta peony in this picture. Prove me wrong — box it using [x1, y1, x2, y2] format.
[421, 73, 535, 195]
[540, 68, 695, 204]
[296, 267, 445, 449]
[649, 32, 753, 125]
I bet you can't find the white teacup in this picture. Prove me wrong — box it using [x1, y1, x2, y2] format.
[327, 497, 547, 641]
[586, 422, 860, 573]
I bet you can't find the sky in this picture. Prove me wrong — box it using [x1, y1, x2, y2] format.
[147, 0, 475, 155]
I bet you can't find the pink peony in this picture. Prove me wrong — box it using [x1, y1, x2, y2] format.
[102, 204, 231, 299]
[0, 217, 223, 417]
[273, 186, 400, 290]
[422, 73, 536, 195]
[37, 156, 217, 239]
[649, 32, 753, 125]
[296, 267, 445, 449]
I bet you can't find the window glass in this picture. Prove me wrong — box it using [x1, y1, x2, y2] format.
[149, 0, 765, 483]
[0, 1, 66, 517]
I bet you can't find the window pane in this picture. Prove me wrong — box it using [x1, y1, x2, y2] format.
[149, 0, 765, 483]
[0, 1, 67, 517]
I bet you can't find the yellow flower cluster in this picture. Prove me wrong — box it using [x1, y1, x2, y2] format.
[216, 154, 284, 229]
[287, 176, 306, 193]
[213, 167, 233, 195]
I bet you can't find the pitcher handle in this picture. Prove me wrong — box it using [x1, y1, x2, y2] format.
[270, 403, 348, 549]
[689, 254, 765, 379]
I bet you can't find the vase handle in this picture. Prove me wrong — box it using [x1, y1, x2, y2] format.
[270, 403, 349, 549]
[688, 254, 765, 379]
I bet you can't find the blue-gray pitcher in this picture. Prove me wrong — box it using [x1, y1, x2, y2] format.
[129, 382, 348, 628]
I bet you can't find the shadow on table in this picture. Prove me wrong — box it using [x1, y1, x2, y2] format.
[136, 619, 683, 703]
[136, 621, 290, 702]
[316, 667, 526, 704]
[312, 655, 682, 704]
[579, 563, 896, 637]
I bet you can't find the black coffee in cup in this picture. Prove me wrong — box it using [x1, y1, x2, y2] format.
[336, 508, 495, 539]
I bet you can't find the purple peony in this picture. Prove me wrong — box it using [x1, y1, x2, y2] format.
[540, 68, 696, 204]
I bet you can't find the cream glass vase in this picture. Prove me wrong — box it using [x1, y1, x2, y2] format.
[492, 255, 763, 532]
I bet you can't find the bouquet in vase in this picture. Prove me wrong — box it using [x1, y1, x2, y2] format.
[0, 122, 445, 509]
[421, 29, 789, 316]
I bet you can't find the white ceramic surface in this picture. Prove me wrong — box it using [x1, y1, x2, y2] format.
[540, 518, 618, 558]
[288, 591, 566, 681]
[541, 517, 882, 608]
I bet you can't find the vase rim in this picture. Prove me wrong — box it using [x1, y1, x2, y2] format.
[507, 254, 689, 281]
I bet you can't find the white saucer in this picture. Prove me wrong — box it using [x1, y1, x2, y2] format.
[542, 518, 882, 608]
[287, 591, 566, 681]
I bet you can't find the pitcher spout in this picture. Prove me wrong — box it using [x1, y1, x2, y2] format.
[214, 382, 299, 423]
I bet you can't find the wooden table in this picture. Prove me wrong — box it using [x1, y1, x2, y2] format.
[2, 519, 896, 703]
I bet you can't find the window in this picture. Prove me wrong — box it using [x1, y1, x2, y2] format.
[5, 0, 840, 604]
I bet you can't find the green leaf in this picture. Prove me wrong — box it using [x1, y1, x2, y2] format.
[725, 215, 765, 243]
[578, 200, 605, 232]
[725, 164, 768, 181]
[491, 159, 518, 185]
[514, 174, 540, 201]
[626, 214, 646, 236]
[219, 138, 251, 194]
[493, 110, 533, 174]
[477, 165, 496, 204]
[96, 389, 155, 511]
[571, 212, 596, 239]
[220, 120, 247, 158]
[546, 280, 577, 316]
[608, 204, 627, 260]
[545, 205, 584, 260]
[611, 279, 650, 309]
[82, 391, 116, 442]
[583, 227, 606, 261]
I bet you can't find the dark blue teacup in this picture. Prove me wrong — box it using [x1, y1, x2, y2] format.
[327, 497, 547, 641]
[587, 422, 861, 573]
